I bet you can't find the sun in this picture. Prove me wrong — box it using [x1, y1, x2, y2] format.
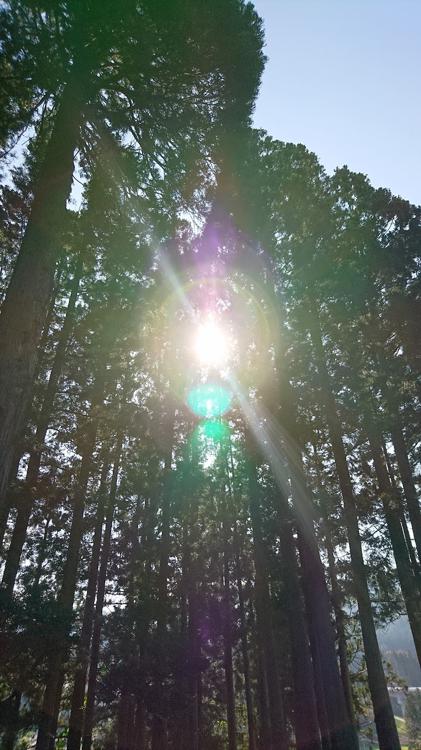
[193, 317, 231, 369]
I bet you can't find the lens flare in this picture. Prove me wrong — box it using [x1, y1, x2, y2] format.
[193, 318, 231, 369]
[187, 383, 232, 418]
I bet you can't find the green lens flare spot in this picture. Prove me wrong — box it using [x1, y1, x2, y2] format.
[199, 420, 230, 443]
[187, 383, 232, 418]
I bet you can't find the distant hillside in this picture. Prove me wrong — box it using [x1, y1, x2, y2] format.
[378, 616, 421, 687]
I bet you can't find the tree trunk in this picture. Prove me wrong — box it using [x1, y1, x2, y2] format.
[296, 529, 359, 750]
[247, 452, 288, 750]
[308, 315, 401, 750]
[0, 450, 22, 555]
[35, 372, 105, 750]
[391, 420, 421, 565]
[133, 695, 146, 750]
[382, 440, 420, 578]
[228, 438, 256, 750]
[234, 543, 256, 750]
[117, 689, 136, 750]
[303, 593, 331, 750]
[32, 513, 52, 592]
[0, 259, 63, 552]
[1, 690, 21, 750]
[368, 427, 421, 666]
[272, 363, 359, 750]
[254, 593, 271, 750]
[81, 449, 119, 750]
[1, 252, 83, 594]
[323, 521, 355, 726]
[278, 502, 321, 750]
[66, 447, 113, 750]
[151, 412, 175, 750]
[0, 63, 89, 497]
[187, 588, 200, 750]
[222, 514, 237, 750]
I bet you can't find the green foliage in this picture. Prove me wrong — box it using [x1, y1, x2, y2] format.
[407, 691, 421, 749]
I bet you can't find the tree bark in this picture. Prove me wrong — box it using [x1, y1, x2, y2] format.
[273, 362, 359, 750]
[234, 541, 256, 750]
[382, 440, 420, 578]
[278, 502, 321, 750]
[308, 314, 401, 750]
[133, 695, 146, 750]
[222, 512, 237, 750]
[32, 513, 52, 592]
[117, 690, 136, 750]
[247, 452, 288, 750]
[0, 450, 22, 555]
[1, 252, 83, 594]
[227, 438, 256, 750]
[1, 690, 21, 750]
[323, 521, 355, 727]
[151, 411, 175, 750]
[0, 62, 89, 498]
[302, 590, 331, 750]
[368, 427, 421, 666]
[82, 436, 120, 750]
[391, 420, 421, 565]
[0, 261, 63, 550]
[35, 372, 105, 750]
[66, 448, 113, 750]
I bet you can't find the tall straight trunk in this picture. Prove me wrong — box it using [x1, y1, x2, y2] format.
[222, 515, 237, 750]
[227, 439, 256, 750]
[66, 448, 113, 750]
[256, 643, 271, 750]
[0, 261, 62, 550]
[35, 372, 105, 750]
[118, 494, 145, 750]
[187, 587, 200, 750]
[274, 366, 358, 750]
[234, 544, 256, 750]
[182, 447, 202, 750]
[400, 512, 420, 576]
[133, 696, 146, 750]
[151, 488, 171, 750]
[323, 521, 355, 726]
[117, 690, 136, 750]
[151, 412, 175, 750]
[247, 453, 288, 750]
[368, 427, 421, 665]
[308, 314, 401, 750]
[277, 503, 321, 750]
[368, 314, 421, 561]
[178, 515, 200, 750]
[391, 420, 421, 565]
[0, 61, 90, 497]
[253, 589, 271, 750]
[296, 529, 358, 750]
[1, 253, 83, 594]
[47, 672, 66, 750]
[382, 441, 420, 577]
[302, 587, 331, 750]
[197, 670, 203, 750]
[174, 520, 189, 750]
[0, 450, 22, 555]
[32, 514, 52, 592]
[1, 690, 21, 750]
[82, 439, 119, 750]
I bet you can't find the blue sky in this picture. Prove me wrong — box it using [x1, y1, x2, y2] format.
[252, 0, 421, 204]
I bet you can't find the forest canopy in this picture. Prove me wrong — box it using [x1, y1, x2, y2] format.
[0, 3, 420, 750]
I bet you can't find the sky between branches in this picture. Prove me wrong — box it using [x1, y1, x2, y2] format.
[253, 0, 421, 205]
